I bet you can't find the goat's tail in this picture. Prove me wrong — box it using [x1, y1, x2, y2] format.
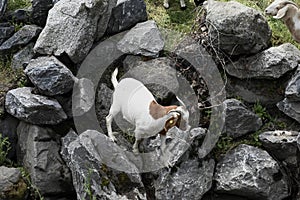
[111, 68, 119, 88]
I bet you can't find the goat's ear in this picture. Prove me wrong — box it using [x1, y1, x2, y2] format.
[274, 5, 289, 19]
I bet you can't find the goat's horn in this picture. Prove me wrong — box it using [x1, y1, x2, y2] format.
[284, 1, 299, 8]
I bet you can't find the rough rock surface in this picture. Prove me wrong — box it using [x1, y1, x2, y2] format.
[259, 130, 299, 178]
[214, 144, 289, 200]
[155, 159, 214, 200]
[285, 70, 300, 101]
[0, 25, 42, 53]
[0, 0, 7, 17]
[117, 20, 164, 57]
[11, 42, 35, 70]
[96, 0, 116, 40]
[72, 78, 94, 116]
[223, 99, 262, 138]
[205, 0, 271, 56]
[5, 87, 67, 125]
[107, 0, 147, 35]
[17, 122, 74, 197]
[31, 0, 53, 27]
[124, 57, 179, 104]
[0, 166, 27, 200]
[61, 129, 146, 200]
[24, 56, 75, 96]
[226, 43, 300, 79]
[277, 98, 300, 123]
[34, 0, 109, 63]
[0, 23, 14, 45]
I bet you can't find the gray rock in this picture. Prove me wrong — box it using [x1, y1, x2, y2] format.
[226, 43, 300, 79]
[123, 55, 142, 70]
[285, 70, 300, 101]
[0, 166, 27, 200]
[72, 78, 94, 116]
[34, 0, 109, 63]
[61, 129, 146, 200]
[117, 20, 164, 57]
[24, 56, 75, 96]
[124, 57, 178, 103]
[95, 83, 113, 131]
[297, 134, 300, 152]
[277, 98, 300, 123]
[223, 99, 262, 138]
[205, 0, 271, 56]
[259, 130, 299, 171]
[155, 159, 214, 200]
[11, 42, 35, 70]
[214, 144, 290, 200]
[5, 87, 67, 125]
[17, 122, 73, 196]
[107, 0, 147, 35]
[226, 77, 287, 105]
[31, 0, 53, 27]
[95, 0, 116, 40]
[0, 23, 14, 45]
[0, 25, 42, 53]
[0, 0, 7, 17]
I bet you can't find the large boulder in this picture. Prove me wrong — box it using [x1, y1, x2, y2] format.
[61, 129, 146, 200]
[34, 0, 109, 63]
[0, 25, 42, 53]
[17, 122, 74, 197]
[225, 43, 300, 79]
[214, 144, 290, 200]
[205, 0, 271, 56]
[277, 98, 300, 123]
[24, 56, 76, 96]
[0, 166, 27, 200]
[222, 99, 262, 138]
[155, 159, 214, 200]
[117, 20, 164, 57]
[259, 130, 299, 177]
[5, 87, 67, 125]
[107, 0, 147, 35]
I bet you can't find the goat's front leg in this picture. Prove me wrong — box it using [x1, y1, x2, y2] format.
[163, 0, 169, 9]
[106, 114, 117, 142]
[180, 0, 187, 9]
[133, 129, 143, 154]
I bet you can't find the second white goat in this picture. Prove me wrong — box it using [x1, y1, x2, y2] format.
[106, 68, 190, 154]
[265, 0, 300, 43]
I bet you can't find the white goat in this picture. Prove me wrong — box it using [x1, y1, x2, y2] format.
[106, 68, 190, 153]
[163, 0, 204, 9]
[265, 0, 300, 43]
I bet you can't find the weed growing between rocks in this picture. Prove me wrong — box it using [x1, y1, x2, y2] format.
[0, 133, 11, 165]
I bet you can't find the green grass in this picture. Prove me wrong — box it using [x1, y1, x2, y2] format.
[0, 133, 11, 165]
[145, 0, 300, 48]
[7, 0, 31, 11]
[145, 0, 198, 34]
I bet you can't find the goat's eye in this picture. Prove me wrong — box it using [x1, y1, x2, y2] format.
[169, 120, 174, 124]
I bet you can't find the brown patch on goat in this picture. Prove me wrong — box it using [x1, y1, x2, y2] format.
[159, 114, 181, 136]
[149, 100, 178, 119]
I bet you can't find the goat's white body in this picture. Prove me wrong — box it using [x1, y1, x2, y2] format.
[266, 0, 300, 43]
[110, 78, 168, 136]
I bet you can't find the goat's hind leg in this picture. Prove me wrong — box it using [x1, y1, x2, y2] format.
[106, 106, 119, 141]
[163, 0, 169, 9]
[180, 0, 187, 10]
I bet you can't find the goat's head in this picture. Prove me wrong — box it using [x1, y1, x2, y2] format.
[163, 106, 190, 133]
[265, 0, 298, 19]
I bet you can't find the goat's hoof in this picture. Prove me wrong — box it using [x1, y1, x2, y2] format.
[109, 135, 117, 142]
[132, 148, 140, 154]
[180, 5, 187, 10]
[163, 3, 169, 9]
